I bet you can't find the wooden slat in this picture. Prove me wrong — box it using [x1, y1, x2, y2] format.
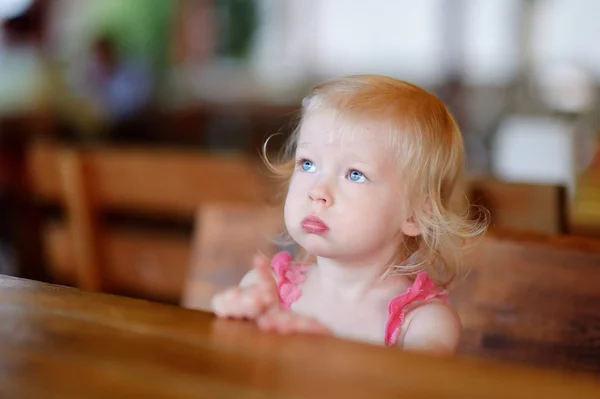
[26, 139, 279, 301]
[571, 174, 600, 235]
[43, 221, 190, 303]
[58, 148, 104, 291]
[27, 140, 270, 218]
[453, 230, 600, 373]
[468, 179, 566, 234]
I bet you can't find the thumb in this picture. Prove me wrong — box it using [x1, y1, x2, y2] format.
[252, 252, 271, 270]
[252, 252, 275, 286]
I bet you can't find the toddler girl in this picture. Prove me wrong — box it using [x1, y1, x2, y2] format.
[211, 75, 487, 355]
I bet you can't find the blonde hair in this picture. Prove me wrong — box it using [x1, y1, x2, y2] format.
[262, 75, 488, 288]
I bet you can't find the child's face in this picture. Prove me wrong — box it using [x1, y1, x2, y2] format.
[284, 108, 418, 263]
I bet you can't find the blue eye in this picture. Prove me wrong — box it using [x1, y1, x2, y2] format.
[300, 159, 316, 173]
[347, 170, 366, 183]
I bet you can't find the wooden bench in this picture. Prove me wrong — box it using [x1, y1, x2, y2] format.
[570, 173, 600, 237]
[26, 139, 271, 302]
[467, 178, 568, 234]
[183, 204, 600, 374]
[454, 229, 600, 374]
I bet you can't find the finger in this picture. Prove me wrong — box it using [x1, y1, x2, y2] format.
[295, 316, 315, 332]
[288, 314, 316, 334]
[255, 267, 278, 294]
[210, 293, 224, 315]
[253, 288, 277, 311]
[258, 287, 275, 303]
[211, 289, 234, 316]
[303, 318, 331, 335]
[278, 314, 299, 335]
[278, 313, 330, 335]
[212, 296, 231, 318]
[253, 255, 274, 283]
[217, 288, 246, 318]
[256, 314, 274, 331]
[240, 289, 266, 318]
[268, 311, 297, 335]
[243, 282, 276, 305]
[253, 252, 271, 270]
[256, 309, 284, 331]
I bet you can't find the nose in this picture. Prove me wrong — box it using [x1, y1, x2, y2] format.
[308, 182, 333, 208]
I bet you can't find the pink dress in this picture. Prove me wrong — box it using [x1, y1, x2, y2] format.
[270, 252, 449, 347]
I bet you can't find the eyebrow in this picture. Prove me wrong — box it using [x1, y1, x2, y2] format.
[344, 152, 374, 165]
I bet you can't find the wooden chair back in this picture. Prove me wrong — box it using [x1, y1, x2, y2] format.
[453, 230, 600, 374]
[182, 203, 600, 374]
[182, 203, 283, 311]
[467, 178, 567, 234]
[570, 173, 600, 237]
[26, 139, 270, 302]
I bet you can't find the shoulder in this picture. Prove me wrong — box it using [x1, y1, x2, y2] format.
[400, 301, 461, 356]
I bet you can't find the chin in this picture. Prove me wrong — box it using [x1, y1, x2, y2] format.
[293, 233, 341, 259]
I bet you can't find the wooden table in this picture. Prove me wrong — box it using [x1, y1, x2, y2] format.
[1, 276, 600, 399]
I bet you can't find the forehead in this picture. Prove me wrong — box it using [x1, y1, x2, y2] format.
[298, 108, 396, 154]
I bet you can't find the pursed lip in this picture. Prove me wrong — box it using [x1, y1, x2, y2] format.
[301, 215, 329, 234]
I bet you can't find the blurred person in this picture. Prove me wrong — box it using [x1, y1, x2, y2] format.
[76, 35, 153, 138]
[0, 0, 46, 116]
[0, 0, 48, 278]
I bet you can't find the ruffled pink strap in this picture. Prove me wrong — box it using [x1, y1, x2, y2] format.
[384, 272, 449, 347]
[271, 252, 310, 310]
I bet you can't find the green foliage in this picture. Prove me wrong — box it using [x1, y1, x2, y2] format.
[214, 0, 258, 60]
[87, 0, 174, 75]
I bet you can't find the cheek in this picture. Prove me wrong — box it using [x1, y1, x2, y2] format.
[285, 176, 302, 203]
[286, 173, 313, 201]
[283, 183, 302, 225]
[350, 192, 402, 229]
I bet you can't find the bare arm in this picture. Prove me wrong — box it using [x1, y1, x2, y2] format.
[399, 302, 462, 356]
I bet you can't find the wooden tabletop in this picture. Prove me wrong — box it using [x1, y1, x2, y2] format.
[1, 276, 600, 399]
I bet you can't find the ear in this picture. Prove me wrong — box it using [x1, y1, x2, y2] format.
[401, 198, 432, 237]
[401, 216, 421, 237]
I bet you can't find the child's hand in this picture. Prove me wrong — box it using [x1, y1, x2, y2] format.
[257, 309, 331, 336]
[211, 254, 279, 320]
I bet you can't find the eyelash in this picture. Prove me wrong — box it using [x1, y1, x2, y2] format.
[296, 158, 368, 181]
[295, 158, 308, 167]
[346, 169, 367, 183]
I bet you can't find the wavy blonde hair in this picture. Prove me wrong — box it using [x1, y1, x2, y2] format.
[262, 75, 488, 288]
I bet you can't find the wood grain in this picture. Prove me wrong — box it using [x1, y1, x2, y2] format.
[468, 178, 567, 234]
[1, 274, 600, 399]
[26, 139, 272, 297]
[43, 221, 190, 303]
[27, 139, 270, 218]
[453, 229, 600, 373]
[57, 148, 104, 291]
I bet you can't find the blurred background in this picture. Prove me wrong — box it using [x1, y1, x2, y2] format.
[1, 0, 600, 300]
